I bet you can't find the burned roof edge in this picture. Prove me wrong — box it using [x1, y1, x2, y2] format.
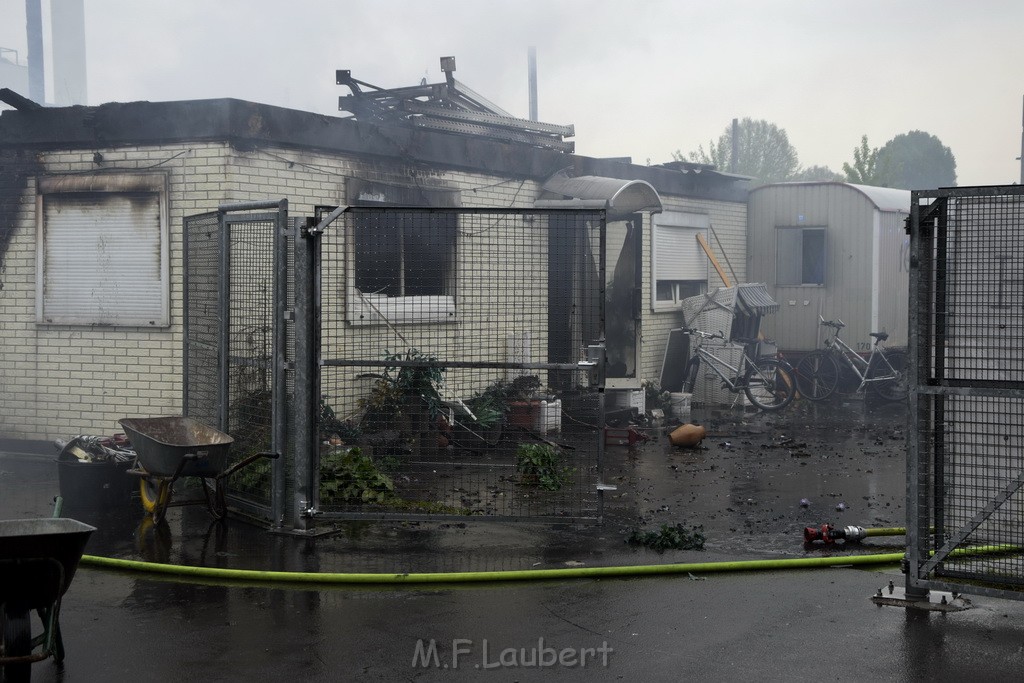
[0, 96, 748, 203]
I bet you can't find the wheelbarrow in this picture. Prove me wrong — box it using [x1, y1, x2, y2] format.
[120, 416, 278, 524]
[0, 498, 95, 682]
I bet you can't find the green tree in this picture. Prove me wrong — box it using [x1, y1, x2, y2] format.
[674, 118, 800, 185]
[876, 130, 957, 189]
[842, 135, 890, 185]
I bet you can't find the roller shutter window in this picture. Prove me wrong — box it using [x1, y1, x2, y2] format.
[653, 211, 709, 307]
[38, 175, 169, 326]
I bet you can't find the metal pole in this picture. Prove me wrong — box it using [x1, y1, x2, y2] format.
[730, 118, 739, 174]
[904, 191, 927, 601]
[597, 212, 607, 521]
[292, 218, 317, 531]
[528, 47, 538, 122]
[25, 0, 44, 104]
[270, 199, 288, 528]
[217, 211, 231, 433]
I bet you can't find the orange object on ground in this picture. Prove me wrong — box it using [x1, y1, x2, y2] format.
[669, 423, 706, 447]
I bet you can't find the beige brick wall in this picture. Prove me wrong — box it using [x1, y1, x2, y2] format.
[0, 143, 552, 439]
[0, 139, 745, 439]
[0, 143, 228, 439]
[641, 197, 748, 387]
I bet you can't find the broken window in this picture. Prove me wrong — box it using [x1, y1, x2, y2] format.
[776, 226, 825, 286]
[652, 211, 709, 309]
[36, 174, 169, 326]
[349, 210, 457, 324]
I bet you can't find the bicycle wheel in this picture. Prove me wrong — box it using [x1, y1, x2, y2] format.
[2, 606, 31, 683]
[869, 349, 908, 402]
[743, 357, 795, 411]
[794, 351, 839, 401]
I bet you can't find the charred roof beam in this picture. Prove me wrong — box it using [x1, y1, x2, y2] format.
[402, 100, 573, 137]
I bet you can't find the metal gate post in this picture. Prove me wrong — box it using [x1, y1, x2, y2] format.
[217, 210, 231, 432]
[904, 191, 928, 601]
[292, 217, 318, 531]
[271, 198, 288, 527]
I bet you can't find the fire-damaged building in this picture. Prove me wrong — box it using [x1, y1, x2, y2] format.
[0, 63, 750, 442]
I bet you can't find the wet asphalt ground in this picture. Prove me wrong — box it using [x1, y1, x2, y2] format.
[4, 397, 1024, 681]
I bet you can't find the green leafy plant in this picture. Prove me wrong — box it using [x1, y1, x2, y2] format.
[515, 443, 573, 491]
[358, 349, 447, 423]
[234, 457, 271, 494]
[642, 380, 671, 411]
[627, 524, 706, 552]
[320, 447, 395, 504]
[320, 394, 360, 443]
[462, 375, 541, 430]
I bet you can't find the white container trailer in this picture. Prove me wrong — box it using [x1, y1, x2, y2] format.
[746, 182, 911, 353]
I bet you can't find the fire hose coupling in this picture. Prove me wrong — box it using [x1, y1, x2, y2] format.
[803, 524, 869, 544]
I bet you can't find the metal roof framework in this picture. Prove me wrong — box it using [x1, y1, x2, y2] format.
[336, 57, 575, 152]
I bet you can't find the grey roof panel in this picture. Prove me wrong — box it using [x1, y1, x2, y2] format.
[751, 181, 911, 213]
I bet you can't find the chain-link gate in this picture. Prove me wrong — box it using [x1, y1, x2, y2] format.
[907, 185, 1024, 600]
[183, 201, 289, 526]
[291, 207, 608, 524]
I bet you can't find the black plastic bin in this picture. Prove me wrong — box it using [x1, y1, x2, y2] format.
[56, 458, 135, 508]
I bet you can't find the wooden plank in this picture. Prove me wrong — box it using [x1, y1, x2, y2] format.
[696, 232, 731, 287]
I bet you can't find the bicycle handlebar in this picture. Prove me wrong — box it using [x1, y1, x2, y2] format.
[817, 315, 845, 330]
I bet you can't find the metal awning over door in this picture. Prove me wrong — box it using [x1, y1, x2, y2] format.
[534, 169, 662, 220]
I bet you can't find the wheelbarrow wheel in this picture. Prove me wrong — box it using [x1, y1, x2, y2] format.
[2, 606, 32, 683]
[201, 478, 227, 520]
[139, 477, 172, 523]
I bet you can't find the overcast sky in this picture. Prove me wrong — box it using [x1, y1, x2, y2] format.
[1, 0, 1021, 186]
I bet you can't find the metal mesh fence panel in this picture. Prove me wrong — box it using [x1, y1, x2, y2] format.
[315, 208, 605, 521]
[909, 186, 1024, 599]
[222, 215, 276, 509]
[183, 212, 221, 426]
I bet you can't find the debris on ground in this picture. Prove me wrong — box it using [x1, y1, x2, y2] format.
[54, 434, 136, 463]
[627, 523, 706, 552]
[669, 424, 706, 448]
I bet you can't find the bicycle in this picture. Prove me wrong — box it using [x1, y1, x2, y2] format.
[794, 316, 908, 402]
[681, 329, 795, 411]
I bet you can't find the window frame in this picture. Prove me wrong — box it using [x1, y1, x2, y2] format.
[346, 207, 459, 326]
[655, 279, 708, 307]
[35, 173, 170, 327]
[776, 226, 826, 287]
[651, 211, 710, 311]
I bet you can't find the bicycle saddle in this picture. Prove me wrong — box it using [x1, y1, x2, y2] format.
[869, 331, 889, 342]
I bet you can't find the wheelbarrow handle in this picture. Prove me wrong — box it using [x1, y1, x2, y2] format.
[217, 451, 281, 480]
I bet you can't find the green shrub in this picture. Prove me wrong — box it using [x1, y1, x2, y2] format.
[320, 447, 395, 504]
[627, 523, 705, 552]
[515, 443, 572, 491]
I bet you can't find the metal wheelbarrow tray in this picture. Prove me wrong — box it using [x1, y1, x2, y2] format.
[119, 416, 233, 478]
[0, 518, 95, 610]
[1, 513, 95, 679]
[119, 416, 277, 524]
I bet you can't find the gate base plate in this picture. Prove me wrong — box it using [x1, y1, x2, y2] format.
[871, 585, 972, 612]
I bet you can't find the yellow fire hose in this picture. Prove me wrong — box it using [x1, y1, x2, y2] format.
[79, 542, 1018, 587]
